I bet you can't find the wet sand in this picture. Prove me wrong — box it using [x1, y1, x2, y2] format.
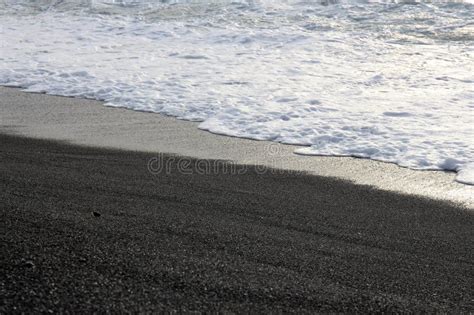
[1, 86, 472, 206]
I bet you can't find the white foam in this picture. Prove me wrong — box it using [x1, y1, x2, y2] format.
[1, 0, 473, 184]
[454, 162, 474, 185]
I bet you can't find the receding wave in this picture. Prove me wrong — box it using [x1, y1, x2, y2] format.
[1, 0, 473, 183]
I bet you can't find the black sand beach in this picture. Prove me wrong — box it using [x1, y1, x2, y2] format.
[1, 133, 473, 312]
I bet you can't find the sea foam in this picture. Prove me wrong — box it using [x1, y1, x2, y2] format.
[1, 0, 473, 184]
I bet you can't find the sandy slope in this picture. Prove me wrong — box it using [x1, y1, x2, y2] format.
[1, 134, 473, 312]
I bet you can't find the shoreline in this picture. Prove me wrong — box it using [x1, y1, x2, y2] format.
[0, 86, 473, 207]
[2, 133, 473, 312]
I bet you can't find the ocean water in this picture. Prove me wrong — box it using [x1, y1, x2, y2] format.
[1, 0, 473, 184]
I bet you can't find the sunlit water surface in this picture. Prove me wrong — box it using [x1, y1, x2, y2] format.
[1, 0, 473, 183]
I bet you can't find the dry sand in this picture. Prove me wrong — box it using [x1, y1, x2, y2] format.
[2, 133, 473, 312]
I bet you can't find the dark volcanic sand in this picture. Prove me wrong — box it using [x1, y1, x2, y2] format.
[1, 134, 473, 312]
